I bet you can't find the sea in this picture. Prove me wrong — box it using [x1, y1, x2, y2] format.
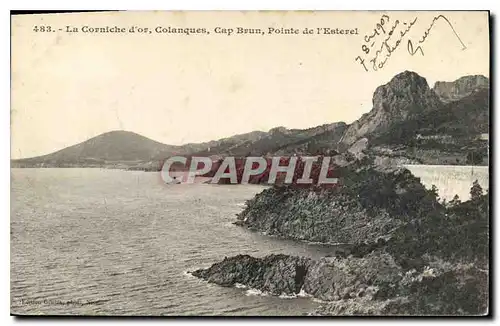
[10, 165, 489, 316]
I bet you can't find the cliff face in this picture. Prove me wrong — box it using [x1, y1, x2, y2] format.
[337, 72, 490, 166]
[340, 71, 443, 146]
[433, 75, 489, 103]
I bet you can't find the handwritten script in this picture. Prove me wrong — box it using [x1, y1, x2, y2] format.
[355, 14, 467, 72]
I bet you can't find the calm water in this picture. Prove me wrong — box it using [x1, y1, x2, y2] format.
[404, 165, 489, 201]
[11, 168, 332, 316]
[11, 166, 489, 315]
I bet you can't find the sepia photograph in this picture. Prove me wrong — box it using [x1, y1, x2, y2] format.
[10, 10, 490, 317]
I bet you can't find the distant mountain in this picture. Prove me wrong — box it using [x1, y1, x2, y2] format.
[270, 123, 347, 156]
[12, 71, 489, 169]
[174, 130, 269, 158]
[371, 87, 489, 145]
[192, 123, 347, 157]
[12, 131, 177, 167]
[339, 71, 444, 147]
[433, 75, 489, 103]
[12, 122, 348, 169]
[364, 74, 489, 165]
[11, 130, 272, 168]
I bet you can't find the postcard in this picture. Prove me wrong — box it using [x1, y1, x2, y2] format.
[11, 11, 490, 316]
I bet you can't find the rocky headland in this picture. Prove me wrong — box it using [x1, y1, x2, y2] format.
[191, 159, 489, 315]
[189, 72, 489, 315]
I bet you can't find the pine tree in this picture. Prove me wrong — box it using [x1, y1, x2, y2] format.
[449, 194, 461, 207]
[470, 180, 484, 201]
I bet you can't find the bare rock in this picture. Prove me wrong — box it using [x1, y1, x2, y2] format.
[347, 138, 369, 160]
[433, 75, 489, 103]
[191, 254, 313, 296]
[340, 71, 443, 146]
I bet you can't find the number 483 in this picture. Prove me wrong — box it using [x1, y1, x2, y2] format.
[33, 26, 53, 32]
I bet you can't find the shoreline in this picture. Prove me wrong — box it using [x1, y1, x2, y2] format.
[190, 162, 489, 315]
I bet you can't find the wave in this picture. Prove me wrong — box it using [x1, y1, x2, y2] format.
[278, 293, 297, 299]
[242, 286, 313, 300]
[311, 297, 329, 304]
[234, 283, 247, 289]
[278, 288, 314, 299]
[297, 288, 313, 298]
[181, 266, 212, 280]
[245, 288, 269, 297]
[182, 270, 197, 279]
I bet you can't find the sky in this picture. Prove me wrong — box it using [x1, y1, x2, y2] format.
[11, 11, 489, 159]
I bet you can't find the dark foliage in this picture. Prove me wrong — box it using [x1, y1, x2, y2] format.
[371, 88, 489, 146]
[385, 183, 489, 268]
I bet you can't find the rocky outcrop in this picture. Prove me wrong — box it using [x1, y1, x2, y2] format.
[191, 254, 313, 296]
[302, 250, 402, 302]
[433, 75, 489, 103]
[340, 71, 443, 146]
[236, 186, 400, 244]
[337, 72, 489, 165]
[192, 250, 488, 316]
[339, 73, 490, 150]
[268, 126, 290, 135]
[189, 71, 490, 315]
[192, 250, 402, 300]
[235, 164, 438, 244]
[372, 155, 421, 170]
[347, 138, 368, 160]
[236, 162, 489, 263]
[193, 162, 489, 315]
[310, 259, 488, 316]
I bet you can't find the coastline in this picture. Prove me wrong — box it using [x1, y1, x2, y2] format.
[190, 161, 489, 315]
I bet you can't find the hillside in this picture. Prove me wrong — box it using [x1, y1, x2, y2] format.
[369, 85, 489, 165]
[433, 75, 489, 103]
[190, 123, 347, 157]
[372, 88, 489, 144]
[12, 72, 489, 169]
[339, 72, 489, 165]
[12, 131, 178, 167]
[193, 163, 489, 315]
[339, 71, 444, 148]
[11, 130, 271, 168]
